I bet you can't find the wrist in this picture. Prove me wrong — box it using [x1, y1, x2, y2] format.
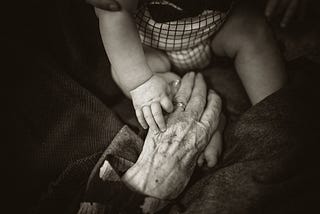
[130, 72, 154, 92]
[115, 65, 153, 92]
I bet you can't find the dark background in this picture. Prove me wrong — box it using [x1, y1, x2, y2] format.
[2, 0, 320, 213]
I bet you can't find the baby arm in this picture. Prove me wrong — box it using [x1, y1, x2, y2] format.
[95, 1, 173, 132]
[95, 0, 151, 92]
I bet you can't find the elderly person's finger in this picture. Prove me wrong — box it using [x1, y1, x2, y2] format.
[151, 102, 166, 132]
[143, 106, 159, 133]
[173, 72, 195, 108]
[200, 90, 222, 134]
[185, 73, 207, 120]
[86, 0, 121, 11]
[204, 131, 222, 168]
[136, 109, 148, 129]
[197, 153, 205, 167]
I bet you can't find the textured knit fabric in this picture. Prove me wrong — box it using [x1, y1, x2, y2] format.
[135, 0, 230, 71]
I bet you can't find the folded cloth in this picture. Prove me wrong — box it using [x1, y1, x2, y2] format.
[78, 126, 170, 214]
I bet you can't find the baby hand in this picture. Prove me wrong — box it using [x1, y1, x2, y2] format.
[197, 114, 225, 168]
[130, 75, 174, 133]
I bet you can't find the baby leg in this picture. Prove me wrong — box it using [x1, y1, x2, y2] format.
[211, 2, 287, 105]
[143, 45, 180, 83]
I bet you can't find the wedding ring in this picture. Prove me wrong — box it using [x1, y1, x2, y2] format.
[175, 102, 186, 111]
[171, 79, 181, 87]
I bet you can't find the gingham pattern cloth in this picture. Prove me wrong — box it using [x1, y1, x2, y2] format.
[135, 0, 230, 71]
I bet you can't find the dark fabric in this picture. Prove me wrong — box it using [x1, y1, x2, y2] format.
[85, 0, 234, 22]
[34, 60, 320, 213]
[172, 70, 320, 213]
[3, 0, 133, 213]
[147, 0, 234, 22]
[4, 0, 320, 213]
[168, 0, 234, 12]
[4, 43, 126, 213]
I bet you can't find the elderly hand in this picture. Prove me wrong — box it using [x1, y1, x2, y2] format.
[264, 0, 308, 27]
[122, 72, 222, 200]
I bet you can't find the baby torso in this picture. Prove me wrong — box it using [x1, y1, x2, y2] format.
[135, 0, 233, 71]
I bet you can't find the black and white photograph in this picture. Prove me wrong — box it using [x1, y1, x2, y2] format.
[3, 0, 320, 213]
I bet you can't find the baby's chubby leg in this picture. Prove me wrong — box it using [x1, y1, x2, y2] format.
[143, 45, 180, 84]
[211, 2, 287, 105]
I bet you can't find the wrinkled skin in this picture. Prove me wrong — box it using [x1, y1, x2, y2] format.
[122, 73, 222, 200]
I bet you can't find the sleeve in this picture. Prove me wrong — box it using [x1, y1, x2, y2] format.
[78, 126, 170, 214]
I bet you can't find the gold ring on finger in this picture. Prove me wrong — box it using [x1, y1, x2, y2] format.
[175, 102, 186, 111]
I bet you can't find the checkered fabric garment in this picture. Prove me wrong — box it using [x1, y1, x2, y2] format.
[135, 0, 230, 71]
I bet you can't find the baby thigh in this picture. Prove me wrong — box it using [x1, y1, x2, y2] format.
[143, 45, 171, 73]
[210, 3, 286, 104]
[143, 46, 180, 82]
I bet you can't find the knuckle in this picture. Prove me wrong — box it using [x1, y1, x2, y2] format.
[193, 95, 206, 104]
[154, 115, 164, 122]
[152, 112, 162, 117]
[174, 94, 186, 102]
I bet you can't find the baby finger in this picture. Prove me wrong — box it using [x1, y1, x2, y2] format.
[142, 105, 160, 133]
[136, 109, 148, 129]
[151, 102, 166, 132]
